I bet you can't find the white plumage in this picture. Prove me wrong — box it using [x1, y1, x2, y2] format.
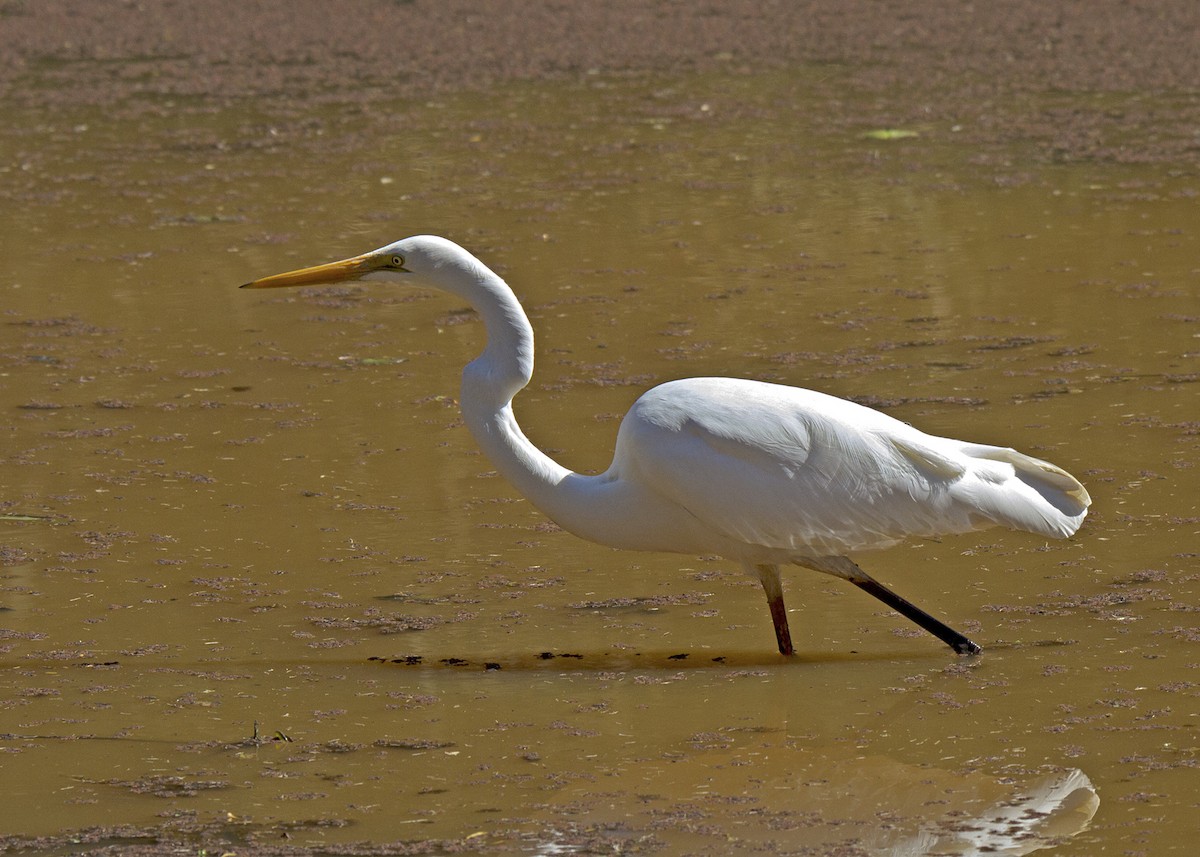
[243, 235, 1091, 656]
[620, 377, 1087, 556]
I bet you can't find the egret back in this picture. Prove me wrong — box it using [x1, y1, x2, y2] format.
[616, 377, 1090, 559]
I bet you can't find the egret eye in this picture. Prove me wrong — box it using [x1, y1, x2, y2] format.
[391, 255, 405, 268]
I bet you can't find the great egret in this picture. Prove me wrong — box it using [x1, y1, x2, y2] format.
[242, 235, 1090, 656]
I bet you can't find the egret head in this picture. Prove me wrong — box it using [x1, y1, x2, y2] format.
[240, 235, 471, 290]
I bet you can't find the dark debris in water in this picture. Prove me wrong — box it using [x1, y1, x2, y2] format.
[375, 592, 482, 606]
[374, 738, 456, 750]
[85, 774, 231, 798]
[849, 394, 988, 409]
[368, 650, 745, 671]
[0, 824, 487, 857]
[568, 592, 711, 610]
[968, 334, 1059, 351]
[308, 612, 456, 635]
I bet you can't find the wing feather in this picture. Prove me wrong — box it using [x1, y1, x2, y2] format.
[615, 377, 1088, 557]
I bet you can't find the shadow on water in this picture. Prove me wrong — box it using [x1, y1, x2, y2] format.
[362, 638, 1078, 672]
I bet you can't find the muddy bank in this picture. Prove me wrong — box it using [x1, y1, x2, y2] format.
[2, 0, 1198, 165]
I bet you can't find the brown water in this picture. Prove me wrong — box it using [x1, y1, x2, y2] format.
[1, 70, 1197, 853]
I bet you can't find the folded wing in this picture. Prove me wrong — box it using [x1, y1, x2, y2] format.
[618, 378, 1089, 557]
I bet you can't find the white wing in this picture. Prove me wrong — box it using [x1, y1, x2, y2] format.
[615, 378, 1089, 557]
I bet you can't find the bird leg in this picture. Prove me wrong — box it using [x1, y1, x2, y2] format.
[852, 576, 981, 655]
[752, 563, 794, 655]
[802, 556, 982, 655]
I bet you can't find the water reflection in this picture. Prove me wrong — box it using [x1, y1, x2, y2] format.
[885, 769, 1098, 856]
[530, 761, 1097, 856]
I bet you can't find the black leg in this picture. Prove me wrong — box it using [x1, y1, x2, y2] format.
[852, 578, 982, 655]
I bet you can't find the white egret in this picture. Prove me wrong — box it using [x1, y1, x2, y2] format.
[242, 235, 1090, 656]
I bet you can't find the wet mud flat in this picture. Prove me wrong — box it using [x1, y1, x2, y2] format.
[2, 2, 1199, 856]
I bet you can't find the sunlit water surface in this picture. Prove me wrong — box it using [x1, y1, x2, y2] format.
[1, 71, 1197, 853]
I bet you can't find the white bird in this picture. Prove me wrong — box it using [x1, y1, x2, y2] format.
[242, 235, 1091, 656]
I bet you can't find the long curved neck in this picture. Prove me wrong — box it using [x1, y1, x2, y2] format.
[435, 258, 576, 513]
[421, 241, 698, 555]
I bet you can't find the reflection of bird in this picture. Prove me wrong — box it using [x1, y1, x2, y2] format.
[242, 235, 1090, 656]
[894, 768, 1099, 855]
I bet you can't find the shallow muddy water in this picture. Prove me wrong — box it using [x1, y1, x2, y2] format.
[1, 70, 1197, 853]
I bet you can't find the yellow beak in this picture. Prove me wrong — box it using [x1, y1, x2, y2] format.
[240, 253, 376, 289]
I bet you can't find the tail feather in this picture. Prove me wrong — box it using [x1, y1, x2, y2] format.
[959, 444, 1091, 539]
